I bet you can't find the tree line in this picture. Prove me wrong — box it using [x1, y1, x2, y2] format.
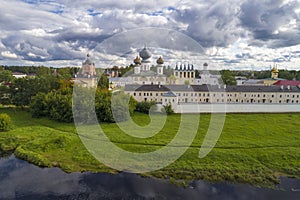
[0, 66, 167, 123]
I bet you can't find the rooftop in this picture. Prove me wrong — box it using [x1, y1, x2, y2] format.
[125, 84, 300, 93]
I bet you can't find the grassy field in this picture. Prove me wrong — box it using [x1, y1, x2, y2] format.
[0, 107, 299, 187]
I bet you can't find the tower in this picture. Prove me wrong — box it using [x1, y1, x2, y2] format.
[203, 62, 208, 71]
[75, 53, 97, 87]
[139, 45, 151, 71]
[271, 64, 279, 79]
[156, 56, 164, 75]
[134, 56, 141, 74]
[81, 53, 96, 77]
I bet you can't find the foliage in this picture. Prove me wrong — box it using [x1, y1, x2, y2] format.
[30, 91, 73, 123]
[97, 73, 109, 90]
[10, 76, 60, 107]
[163, 66, 174, 77]
[195, 70, 200, 78]
[0, 85, 11, 105]
[57, 68, 72, 80]
[48, 92, 73, 123]
[220, 70, 237, 85]
[184, 80, 190, 85]
[111, 93, 137, 122]
[135, 101, 157, 114]
[32, 87, 136, 124]
[296, 71, 300, 81]
[0, 70, 14, 83]
[253, 70, 270, 79]
[0, 113, 12, 132]
[95, 89, 114, 122]
[163, 104, 174, 115]
[278, 70, 295, 80]
[30, 93, 49, 118]
[36, 66, 52, 76]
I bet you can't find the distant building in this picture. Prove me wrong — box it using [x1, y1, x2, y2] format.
[109, 46, 167, 87]
[129, 46, 167, 85]
[195, 63, 220, 85]
[12, 72, 27, 78]
[109, 77, 130, 88]
[239, 66, 285, 86]
[243, 79, 265, 86]
[125, 84, 300, 105]
[273, 80, 300, 86]
[235, 76, 247, 85]
[104, 69, 119, 78]
[173, 63, 195, 85]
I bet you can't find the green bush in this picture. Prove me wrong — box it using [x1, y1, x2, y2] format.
[111, 93, 137, 122]
[30, 93, 49, 118]
[0, 113, 12, 132]
[135, 101, 157, 114]
[163, 104, 174, 115]
[30, 91, 73, 123]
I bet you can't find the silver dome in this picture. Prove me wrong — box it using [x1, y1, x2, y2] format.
[139, 47, 151, 60]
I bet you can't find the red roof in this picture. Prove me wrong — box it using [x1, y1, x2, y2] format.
[273, 80, 300, 86]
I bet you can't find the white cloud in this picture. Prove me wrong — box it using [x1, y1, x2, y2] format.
[0, 0, 299, 69]
[1, 51, 18, 59]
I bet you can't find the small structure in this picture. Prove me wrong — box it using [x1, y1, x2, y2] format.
[162, 91, 178, 109]
[195, 63, 220, 85]
[12, 72, 27, 78]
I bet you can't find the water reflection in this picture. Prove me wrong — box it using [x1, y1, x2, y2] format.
[0, 155, 299, 200]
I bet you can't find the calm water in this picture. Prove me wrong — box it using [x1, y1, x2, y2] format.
[0, 155, 299, 200]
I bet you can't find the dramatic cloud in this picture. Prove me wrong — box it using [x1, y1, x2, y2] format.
[240, 0, 300, 48]
[0, 0, 299, 69]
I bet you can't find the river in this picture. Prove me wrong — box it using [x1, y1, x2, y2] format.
[0, 155, 299, 199]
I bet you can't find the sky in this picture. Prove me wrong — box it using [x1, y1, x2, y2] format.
[0, 0, 300, 70]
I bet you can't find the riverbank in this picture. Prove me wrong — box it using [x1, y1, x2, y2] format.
[1, 155, 300, 199]
[0, 108, 299, 187]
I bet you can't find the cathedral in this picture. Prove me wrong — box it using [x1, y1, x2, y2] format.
[128, 46, 167, 85]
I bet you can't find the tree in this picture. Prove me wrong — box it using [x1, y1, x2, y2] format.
[36, 66, 51, 76]
[296, 71, 300, 81]
[195, 70, 200, 78]
[0, 113, 12, 132]
[278, 70, 295, 80]
[221, 70, 237, 85]
[48, 92, 73, 123]
[98, 74, 109, 90]
[57, 68, 72, 80]
[111, 93, 137, 122]
[163, 104, 174, 115]
[95, 89, 114, 122]
[30, 93, 49, 118]
[0, 70, 14, 83]
[10, 75, 60, 107]
[135, 101, 157, 114]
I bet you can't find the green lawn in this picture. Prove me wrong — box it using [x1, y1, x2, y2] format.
[0, 107, 299, 187]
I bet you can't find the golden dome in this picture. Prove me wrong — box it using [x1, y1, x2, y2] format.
[272, 66, 279, 73]
[134, 56, 141, 64]
[157, 56, 164, 64]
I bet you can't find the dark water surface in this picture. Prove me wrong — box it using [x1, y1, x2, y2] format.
[0, 155, 299, 200]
